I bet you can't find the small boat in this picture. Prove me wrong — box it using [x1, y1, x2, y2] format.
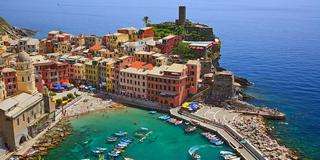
[134, 132, 145, 137]
[106, 136, 118, 142]
[108, 150, 120, 157]
[97, 147, 107, 152]
[149, 111, 157, 114]
[202, 132, 219, 141]
[158, 115, 170, 120]
[222, 154, 240, 160]
[168, 118, 178, 124]
[91, 149, 102, 155]
[191, 152, 201, 160]
[117, 142, 129, 148]
[175, 120, 183, 125]
[140, 127, 149, 131]
[220, 151, 235, 156]
[229, 156, 241, 160]
[185, 126, 197, 133]
[120, 137, 133, 143]
[114, 131, 127, 136]
[211, 140, 224, 145]
[116, 145, 126, 149]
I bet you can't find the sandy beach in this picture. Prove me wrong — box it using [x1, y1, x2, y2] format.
[64, 92, 127, 118]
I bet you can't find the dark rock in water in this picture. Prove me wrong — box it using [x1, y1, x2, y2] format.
[216, 66, 226, 72]
[234, 76, 252, 87]
[239, 90, 254, 101]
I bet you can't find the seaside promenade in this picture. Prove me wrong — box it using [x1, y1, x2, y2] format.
[170, 107, 265, 160]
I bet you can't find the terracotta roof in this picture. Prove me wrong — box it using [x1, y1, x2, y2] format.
[89, 43, 101, 52]
[130, 61, 146, 69]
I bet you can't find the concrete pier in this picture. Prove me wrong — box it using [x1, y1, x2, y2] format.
[170, 107, 266, 160]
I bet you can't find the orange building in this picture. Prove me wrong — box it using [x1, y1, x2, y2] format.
[138, 27, 154, 39]
[147, 64, 189, 107]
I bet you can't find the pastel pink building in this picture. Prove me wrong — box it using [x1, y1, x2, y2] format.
[1, 68, 17, 96]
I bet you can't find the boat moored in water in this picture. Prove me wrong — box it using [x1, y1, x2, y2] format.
[114, 131, 127, 136]
[158, 115, 170, 120]
[185, 126, 197, 133]
[220, 151, 235, 156]
[108, 150, 120, 157]
[191, 152, 201, 160]
[211, 139, 224, 145]
[120, 137, 133, 143]
[106, 136, 118, 142]
[175, 120, 183, 125]
[220, 151, 240, 160]
[149, 111, 157, 114]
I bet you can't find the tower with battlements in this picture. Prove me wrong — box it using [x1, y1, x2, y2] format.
[176, 6, 186, 25]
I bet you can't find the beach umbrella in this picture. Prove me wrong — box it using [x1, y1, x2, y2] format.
[182, 102, 190, 109]
[189, 102, 199, 110]
[61, 83, 67, 88]
[53, 82, 60, 87]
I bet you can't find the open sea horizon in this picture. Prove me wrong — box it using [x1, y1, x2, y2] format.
[1, 0, 320, 159]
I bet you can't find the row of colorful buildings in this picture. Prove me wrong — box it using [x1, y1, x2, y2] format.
[0, 23, 222, 107]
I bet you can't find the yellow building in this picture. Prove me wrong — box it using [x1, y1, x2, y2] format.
[104, 33, 129, 49]
[0, 41, 6, 54]
[105, 59, 115, 92]
[73, 63, 86, 80]
[85, 60, 99, 84]
[0, 34, 9, 54]
[133, 51, 155, 62]
[15, 52, 37, 94]
[56, 42, 71, 54]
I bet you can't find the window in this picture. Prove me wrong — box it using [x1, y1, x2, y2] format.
[17, 118, 20, 125]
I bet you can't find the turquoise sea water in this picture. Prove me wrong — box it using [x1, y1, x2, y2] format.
[1, 0, 320, 159]
[45, 108, 231, 160]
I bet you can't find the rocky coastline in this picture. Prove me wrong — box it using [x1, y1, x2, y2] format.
[17, 119, 72, 160]
[10, 93, 127, 160]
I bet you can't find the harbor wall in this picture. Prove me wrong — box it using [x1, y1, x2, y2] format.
[174, 109, 266, 160]
[224, 125, 266, 160]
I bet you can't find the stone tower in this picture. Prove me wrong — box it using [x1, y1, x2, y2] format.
[177, 6, 186, 25]
[16, 52, 37, 94]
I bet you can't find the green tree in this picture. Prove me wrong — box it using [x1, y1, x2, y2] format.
[49, 92, 56, 96]
[67, 93, 75, 99]
[142, 16, 151, 27]
[172, 42, 197, 60]
[56, 98, 62, 107]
